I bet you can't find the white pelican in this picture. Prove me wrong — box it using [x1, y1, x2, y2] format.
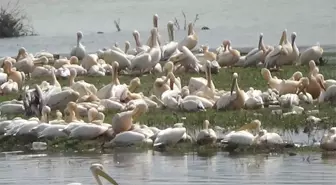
[261, 68, 309, 95]
[153, 126, 186, 147]
[196, 120, 217, 145]
[147, 28, 162, 70]
[132, 30, 150, 54]
[193, 61, 216, 100]
[318, 85, 336, 104]
[69, 68, 97, 97]
[70, 31, 86, 60]
[297, 43, 323, 66]
[90, 163, 118, 185]
[254, 129, 284, 145]
[146, 14, 162, 47]
[221, 121, 258, 146]
[111, 102, 148, 135]
[2, 59, 25, 88]
[264, 45, 283, 70]
[161, 21, 178, 60]
[67, 123, 110, 140]
[169, 46, 202, 73]
[306, 61, 326, 99]
[288, 32, 299, 64]
[215, 73, 246, 110]
[97, 62, 121, 99]
[244, 87, 264, 109]
[217, 40, 241, 68]
[244, 33, 267, 67]
[98, 49, 131, 70]
[177, 22, 198, 51]
[0, 79, 19, 94]
[320, 127, 336, 151]
[276, 29, 293, 66]
[106, 131, 153, 147]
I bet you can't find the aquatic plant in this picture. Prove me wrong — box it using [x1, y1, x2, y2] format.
[114, 18, 121, 32]
[174, 11, 199, 30]
[0, 0, 36, 38]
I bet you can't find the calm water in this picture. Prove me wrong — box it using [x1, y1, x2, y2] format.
[0, 150, 336, 185]
[0, 0, 336, 57]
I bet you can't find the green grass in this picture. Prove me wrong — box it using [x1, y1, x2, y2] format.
[1, 54, 336, 131]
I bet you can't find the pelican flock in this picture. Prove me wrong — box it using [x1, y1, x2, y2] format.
[0, 13, 335, 163]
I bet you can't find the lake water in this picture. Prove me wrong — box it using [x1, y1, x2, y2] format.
[0, 0, 336, 57]
[0, 150, 336, 185]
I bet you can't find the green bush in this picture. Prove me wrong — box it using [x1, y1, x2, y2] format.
[0, 1, 36, 38]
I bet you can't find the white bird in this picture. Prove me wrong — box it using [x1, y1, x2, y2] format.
[196, 120, 217, 145]
[70, 31, 86, 60]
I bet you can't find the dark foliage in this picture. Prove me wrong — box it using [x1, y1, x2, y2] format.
[0, 1, 36, 38]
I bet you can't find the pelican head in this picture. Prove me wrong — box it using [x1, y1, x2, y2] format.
[237, 119, 262, 131]
[202, 45, 209, 53]
[132, 30, 139, 39]
[261, 68, 272, 81]
[230, 72, 239, 95]
[203, 120, 210, 129]
[291, 32, 297, 45]
[56, 110, 63, 120]
[90, 163, 118, 185]
[67, 101, 77, 110]
[153, 14, 159, 28]
[279, 29, 287, 45]
[128, 77, 141, 92]
[163, 61, 174, 74]
[88, 107, 99, 122]
[258, 33, 264, 50]
[167, 21, 174, 30]
[308, 60, 317, 70]
[124, 41, 131, 52]
[76, 31, 83, 40]
[132, 103, 148, 120]
[41, 105, 51, 123]
[70, 56, 79, 64]
[112, 61, 120, 84]
[3, 59, 13, 73]
[259, 33, 264, 39]
[297, 77, 310, 94]
[16, 47, 27, 61]
[292, 71, 303, 81]
[181, 86, 190, 97]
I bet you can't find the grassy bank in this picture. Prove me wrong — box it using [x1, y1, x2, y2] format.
[1, 55, 336, 131]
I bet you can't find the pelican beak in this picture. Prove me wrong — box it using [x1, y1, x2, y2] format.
[317, 78, 326, 91]
[296, 86, 306, 95]
[279, 31, 285, 45]
[91, 166, 118, 185]
[230, 78, 236, 95]
[15, 51, 21, 62]
[169, 77, 175, 90]
[131, 108, 141, 120]
[46, 113, 50, 123]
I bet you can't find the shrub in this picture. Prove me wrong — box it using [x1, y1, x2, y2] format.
[0, 0, 36, 38]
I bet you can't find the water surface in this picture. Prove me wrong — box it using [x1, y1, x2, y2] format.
[0, 150, 336, 185]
